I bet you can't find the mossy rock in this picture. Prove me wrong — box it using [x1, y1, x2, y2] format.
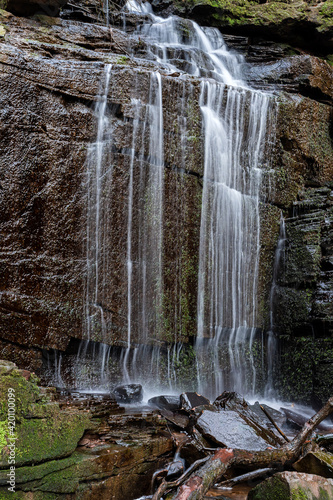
[0, 363, 90, 467]
[170, 0, 333, 53]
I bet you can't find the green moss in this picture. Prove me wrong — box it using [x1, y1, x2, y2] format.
[0, 368, 90, 468]
[116, 55, 129, 65]
[11, 412, 89, 467]
[0, 420, 8, 454]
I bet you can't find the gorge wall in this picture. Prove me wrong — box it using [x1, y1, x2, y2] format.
[0, 0, 332, 402]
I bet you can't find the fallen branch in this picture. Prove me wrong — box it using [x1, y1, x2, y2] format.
[170, 397, 333, 500]
[217, 467, 276, 487]
[260, 405, 290, 443]
[152, 457, 210, 500]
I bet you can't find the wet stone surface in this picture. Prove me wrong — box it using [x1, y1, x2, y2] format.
[196, 410, 273, 451]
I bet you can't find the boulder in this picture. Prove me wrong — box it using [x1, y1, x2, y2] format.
[214, 392, 283, 447]
[248, 471, 333, 500]
[180, 392, 210, 412]
[293, 451, 333, 478]
[247, 55, 333, 102]
[281, 407, 333, 433]
[148, 395, 181, 411]
[196, 410, 272, 451]
[113, 384, 143, 404]
[316, 434, 333, 453]
[166, 459, 184, 480]
[6, 0, 67, 16]
[160, 409, 189, 430]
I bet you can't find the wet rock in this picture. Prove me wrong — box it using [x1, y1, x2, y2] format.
[247, 56, 333, 103]
[214, 392, 283, 447]
[316, 434, 333, 453]
[281, 407, 333, 433]
[148, 395, 181, 411]
[160, 409, 190, 429]
[180, 391, 210, 412]
[166, 459, 184, 480]
[293, 451, 333, 478]
[249, 402, 286, 429]
[196, 410, 272, 451]
[248, 471, 333, 500]
[191, 404, 217, 418]
[181, 437, 208, 464]
[7, 0, 67, 17]
[114, 384, 143, 404]
[58, 391, 125, 416]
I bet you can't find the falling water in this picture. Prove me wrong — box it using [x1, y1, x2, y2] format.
[264, 214, 286, 398]
[196, 83, 274, 398]
[67, 2, 277, 396]
[77, 64, 113, 389]
[123, 72, 164, 381]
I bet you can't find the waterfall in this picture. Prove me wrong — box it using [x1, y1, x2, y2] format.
[195, 84, 274, 398]
[264, 214, 286, 398]
[68, 2, 277, 396]
[123, 72, 165, 381]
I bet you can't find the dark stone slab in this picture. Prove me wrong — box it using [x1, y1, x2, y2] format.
[180, 392, 210, 412]
[148, 395, 181, 411]
[196, 410, 272, 451]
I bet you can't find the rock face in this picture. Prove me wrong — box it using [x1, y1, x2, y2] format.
[0, 0, 332, 400]
[0, 361, 173, 499]
[157, 0, 333, 55]
[248, 471, 333, 500]
[6, 0, 67, 16]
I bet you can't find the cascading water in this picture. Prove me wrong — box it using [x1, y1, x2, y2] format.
[264, 214, 286, 399]
[74, 64, 114, 389]
[64, 1, 277, 396]
[196, 85, 274, 398]
[123, 72, 165, 381]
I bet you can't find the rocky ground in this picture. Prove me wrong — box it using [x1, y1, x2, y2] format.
[0, 361, 333, 498]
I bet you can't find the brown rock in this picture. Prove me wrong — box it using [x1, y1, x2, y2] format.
[293, 450, 333, 478]
[248, 471, 333, 500]
[6, 0, 67, 17]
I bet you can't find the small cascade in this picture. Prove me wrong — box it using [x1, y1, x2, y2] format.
[195, 83, 275, 399]
[264, 214, 286, 398]
[123, 72, 165, 381]
[76, 64, 114, 389]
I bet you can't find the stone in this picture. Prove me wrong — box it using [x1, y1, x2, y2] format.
[0, 359, 17, 373]
[196, 410, 273, 451]
[113, 384, 143, 404]
[148, 395, 181, 411]
[160, 409, 190, 429]
[180, 391, 210, 411]
[316, 434, 333, 453]
[214, 392, 283, 447]
[247, 56, 333, 103]
[281, 407, 333, 433]
[248, 471, 333, 500]
[6, 0, 67, 17]
[293, 451, 333, 478]
[166, 459, 184, 480]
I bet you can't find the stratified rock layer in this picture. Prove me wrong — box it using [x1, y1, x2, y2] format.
[0, 2, 332, 399]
